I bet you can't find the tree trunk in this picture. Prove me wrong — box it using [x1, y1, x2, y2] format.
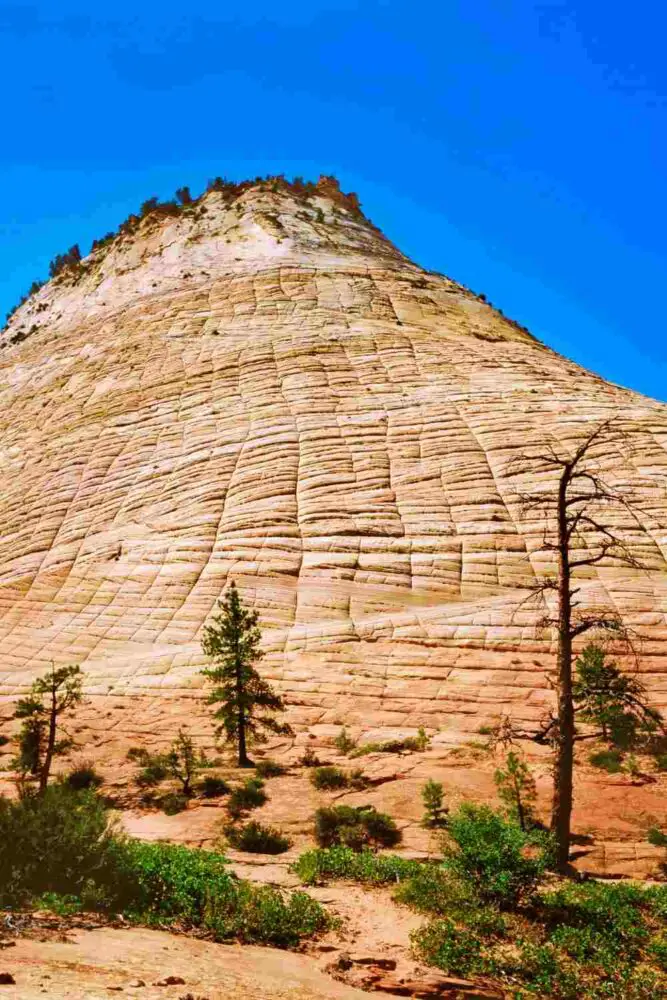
[236, 654, 251, 768]
[39, 687, 57, 794]
[550, 473, 574, 868]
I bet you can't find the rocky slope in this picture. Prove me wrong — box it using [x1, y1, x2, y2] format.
[1, 176, 666, 732]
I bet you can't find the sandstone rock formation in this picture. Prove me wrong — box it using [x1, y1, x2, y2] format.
[1, 176, 666, 732]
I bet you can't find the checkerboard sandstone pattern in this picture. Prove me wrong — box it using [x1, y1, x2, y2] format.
[1, 178, 666, 732]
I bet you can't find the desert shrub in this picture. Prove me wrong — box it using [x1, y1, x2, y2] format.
[310, 765, 348, 790]
[66, 763, 103, 791]
[350, 729, 429, 758]
[421, 779, 448, 828]
[314, 805, 401, 850]
[160, 791, 188, 815]
[300, 746, 322, 767]
[589, 748, 624, 773]
[225, 821, 291, 855]
[227, 777, 267, 819]
[0, 784, 118, 905]
[198, 775, 230, 798]
[254, 758, 286, 778]
[293, 846, 421, 886]
[203, 881, 327, 947]
[444, 804, 553, 906]
[411, 919, 485, 977]
[334, 727, 357, 754]
[0, 734, 9, 748]
[655, 753, 667, 772]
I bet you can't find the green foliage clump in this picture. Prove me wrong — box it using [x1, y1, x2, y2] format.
[0, 784, 117, 905]
[198, 775, 230, 798]
[66, 762, 103, 791]
[589, 748, 624, 773]
[334, 727, 357, 754]
[574, 644, 663, 748]
[0, 786, 327, 948]
[421, 779, 448, 828]
[254, 758, 287, 778]
[350, 728, 429, 758]
[494, 751, 537, 830]
[314, 804, 401, 850]
[160, 792, 189, 815]
[225, 821, 291, 855]
[444, 803, 553, 906]
[201, 581, 293, 766]
[227, 777, 267, 820]
[293, 846, 421, 886]
[412, 919, 486, 977]
[310, 765, 348, 790]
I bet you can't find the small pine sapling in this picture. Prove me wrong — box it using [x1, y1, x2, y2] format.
[12, 664, 83, 793]
[494, 751, 537, 831]
[421, 778, 448, 828]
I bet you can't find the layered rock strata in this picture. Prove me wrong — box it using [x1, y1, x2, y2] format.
[1, 177, 666, 731]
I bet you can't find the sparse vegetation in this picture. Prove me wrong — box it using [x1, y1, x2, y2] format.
[127, 729, 214, 800]
[66, 762, 103, 791]
[310, 765, 349, 790]
[334, 727, 357, 754]
[589, 747, 624, 773]
[293, 846, 421, 886]
[350, 728, 429, 757]
[254, 758, 287, 778]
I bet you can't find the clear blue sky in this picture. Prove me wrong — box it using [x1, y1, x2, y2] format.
[1, 1, 665, 400]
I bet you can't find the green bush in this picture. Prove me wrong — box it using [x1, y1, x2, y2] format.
[444, 803, 553, 906]
[293, 846, 420, 885]
[589, 748, 624, 773]
[310, 765, 348, 790]
[203, 882, 328, 948]
[350, 729, 429, 758]
[654, 753, 667, 772]
[0, 784, 118, 905]
[225, 821, 291, 855]
[314, 804, 401, 850]
[334, 727, 357, 754]
[66, 763, 104, 791]
[255, 758, 287, 778]
[160, 792, 188, 815]
[411, 919, 485, 977]
[198, 775, 230, 798]
[227, 778, 267, 819]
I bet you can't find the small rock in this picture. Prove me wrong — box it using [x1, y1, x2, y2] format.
[155, 976, 186, 986]
[0, 973, 15, 985]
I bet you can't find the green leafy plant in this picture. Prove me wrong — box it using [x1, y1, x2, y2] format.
[66, 762, 103, 791]
[313, 804, 401, 850]
[421, 779, 448, 828]
[589, 748, 624, 773]
[310, 765, 348, 790]
[444, 803, 553, 906]
[201, 581, 293, 766]
[494, 751, 537, 830]
[254, 758, 287, 778]
[198, 775, 230, 798]
[334, 727, 357, 754]
[293, 846, 420, 885]
[227, 777, 267, 820]
[225, 820, 291, 855]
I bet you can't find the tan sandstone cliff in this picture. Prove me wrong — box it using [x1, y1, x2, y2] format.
[1, 176, 666, 733]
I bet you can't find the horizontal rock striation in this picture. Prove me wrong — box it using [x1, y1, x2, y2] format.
[1, 177, 667, 731]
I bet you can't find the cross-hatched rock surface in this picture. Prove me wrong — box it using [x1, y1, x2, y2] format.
[1, 177, 666, 731]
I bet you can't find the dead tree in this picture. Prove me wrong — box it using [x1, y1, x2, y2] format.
[508, 418, 653, 868]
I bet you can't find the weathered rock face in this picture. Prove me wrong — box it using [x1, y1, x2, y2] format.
[1, 177, 666, 731]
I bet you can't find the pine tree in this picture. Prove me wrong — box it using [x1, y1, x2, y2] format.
[201, 581, 293, 767]
[573, 644, 662, 747]
[13, 664, 83, 793]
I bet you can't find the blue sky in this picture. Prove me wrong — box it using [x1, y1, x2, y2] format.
[1, 1, 665, 400]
